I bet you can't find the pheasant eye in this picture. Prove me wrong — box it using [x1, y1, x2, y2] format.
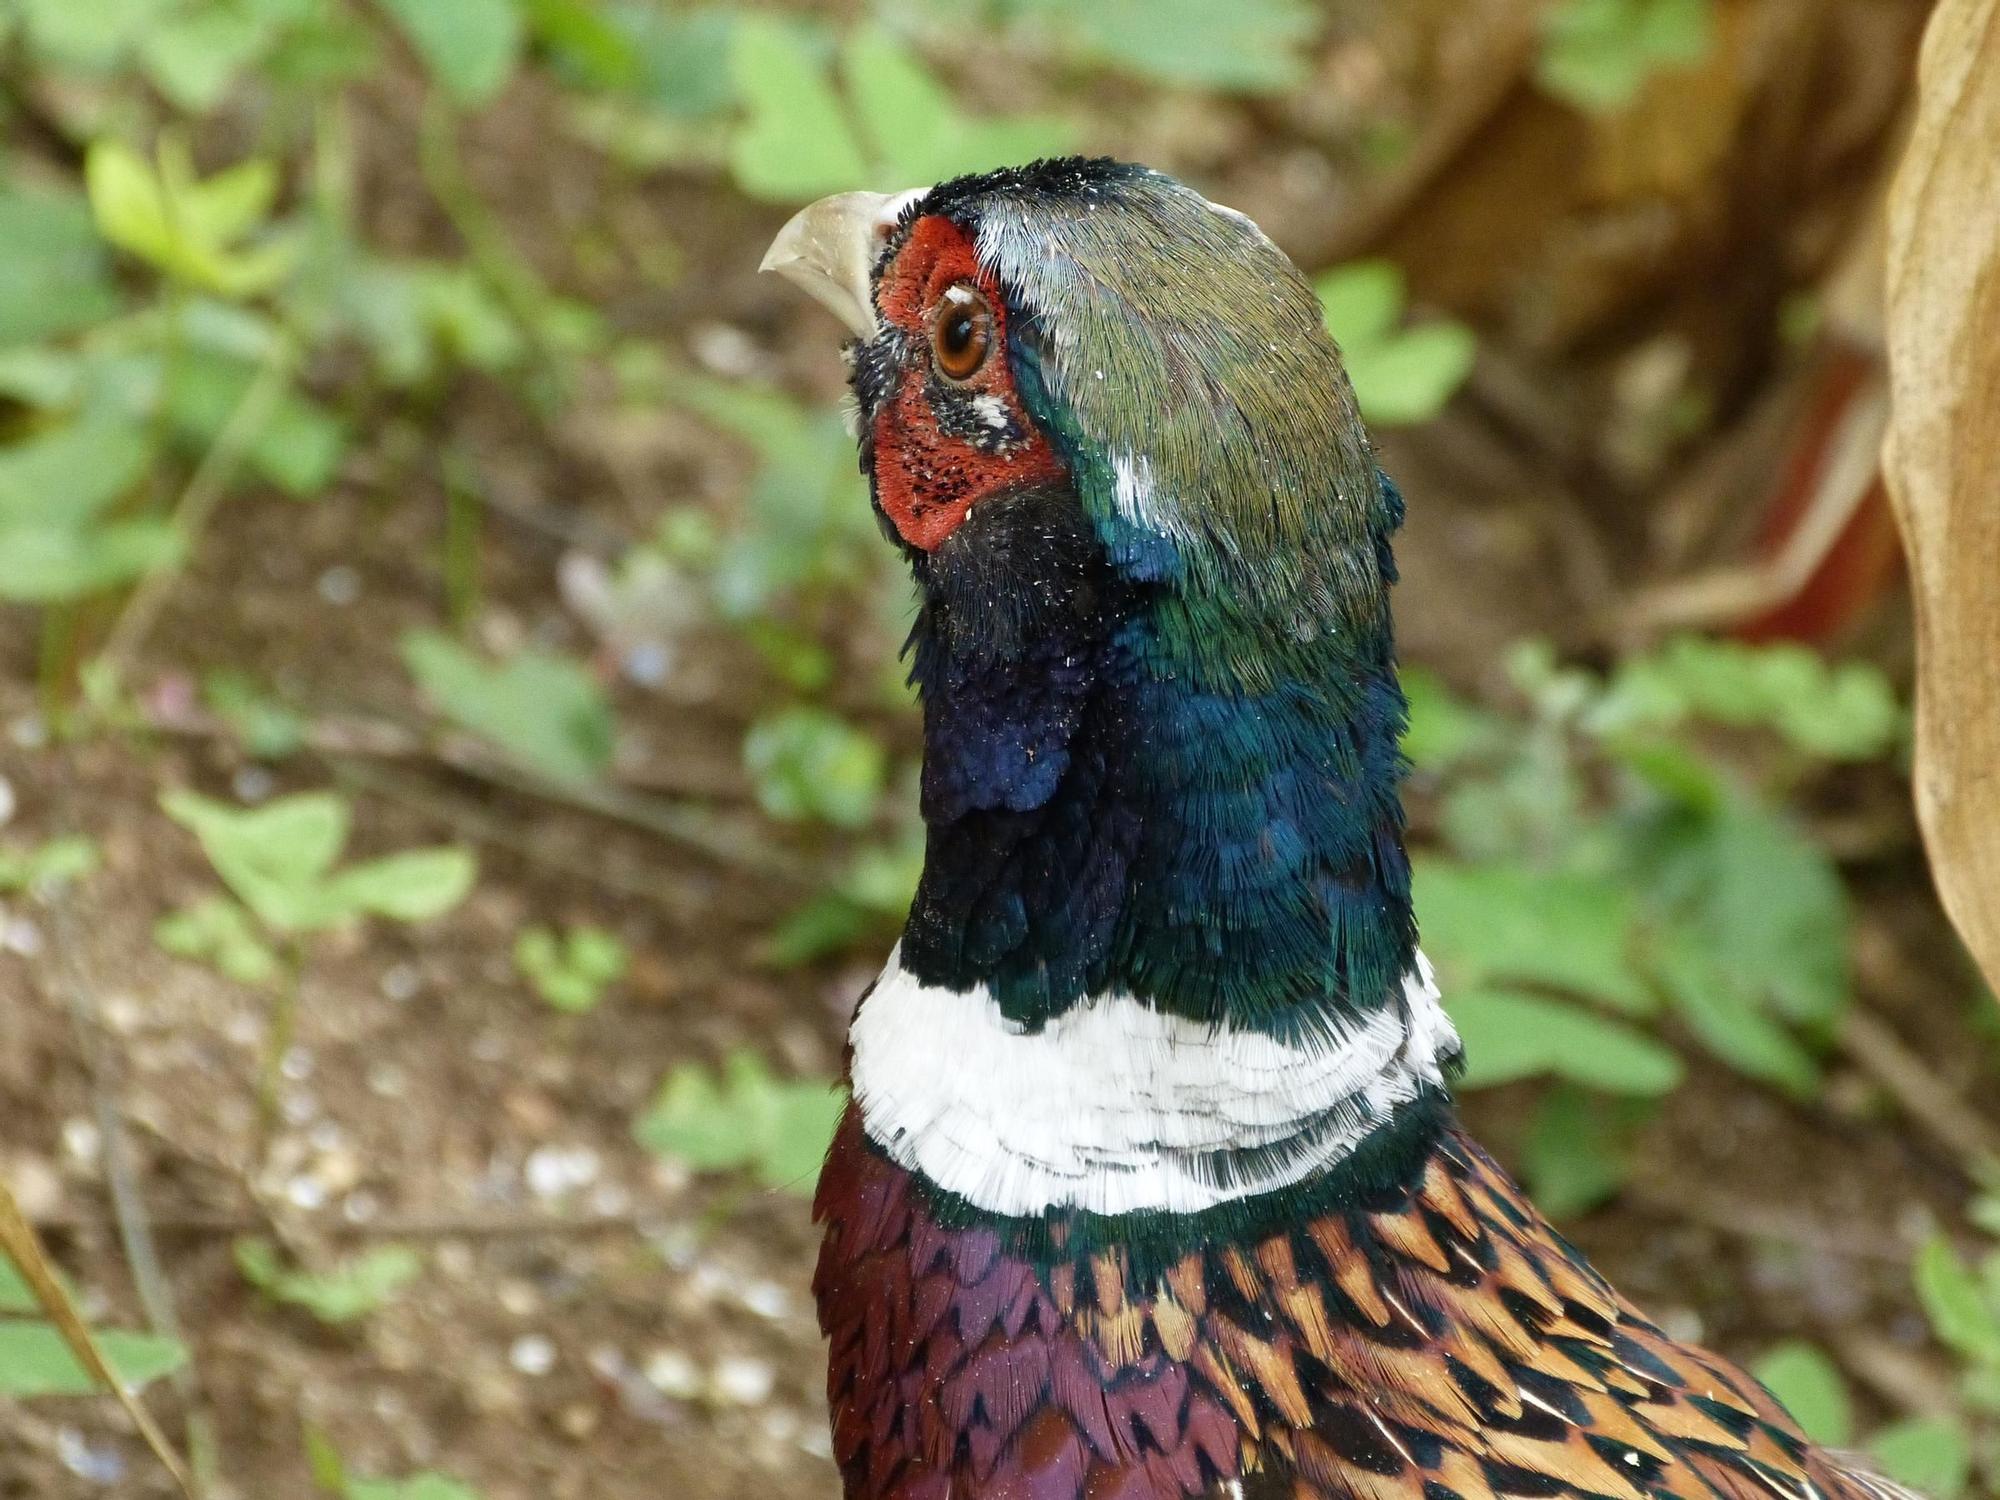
[930, 284, 993, 382]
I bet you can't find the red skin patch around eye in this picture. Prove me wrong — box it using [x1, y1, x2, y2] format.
[871, 216, 1067, 552]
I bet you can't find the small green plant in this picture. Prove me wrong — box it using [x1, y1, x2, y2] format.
[635, 1051, 846, 1196]
[0, 835, 100, 895]
[514, 923, 628, 1013]
[1408, 636, 1903, 1210]
[1316, 260, 1477, 427]
[158, 788, 475, 1140]
[1536, 0, 1716, 113]
[727, 18, 1074, 202]
[307, 1429, 484, 1500]
[401, 631, 616, 786]
[234, 1239, 421, 1326]
[86, 136, 299, 298]
[744, 706, 890, 831]
[0, 1256, 185, 1399]
[1750, 1224, 2000, 1500]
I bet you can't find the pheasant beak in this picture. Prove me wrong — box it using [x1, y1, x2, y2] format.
[759, 189, 925, 339]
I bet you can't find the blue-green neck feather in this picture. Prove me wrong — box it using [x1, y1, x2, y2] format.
[889, 159, 1418, 1038]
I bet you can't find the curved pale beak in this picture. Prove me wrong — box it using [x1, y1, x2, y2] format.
[758, 189, 926, 339]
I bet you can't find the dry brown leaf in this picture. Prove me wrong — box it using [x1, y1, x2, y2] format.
[1881, 0, 2000, 1000]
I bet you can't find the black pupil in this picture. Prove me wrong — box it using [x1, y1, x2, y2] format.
[943, 311, 975, 355]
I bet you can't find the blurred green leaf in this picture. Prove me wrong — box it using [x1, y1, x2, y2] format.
[326, 848, 477, 924]
[636, 1051, 846, 1193]
[86, 139, 298, 296]
[234, 1239, 421, 1325]
[744, 706, 889, 829]
[1751, 1342, 1853, 1448]
[0, 187, 122, 344]
[727, 16, 869, 201]
[1519, 1085, 1635, 1217]
[401, 631, 615, 786]
[1006, 0, 1318, 91]
[1647, 799, 1850, 1029]
[1653, 930, 1820, 1096]
[0, 417, 150, 526]
[379, 0, 524, 108]
[843, 26, 1074, 188]
[1917, 1237, 2000, 1361]
[0, 836, 100, 896]
[1448, 987, 1684, 1095]
[166, 352, 348, 498]
[203, 670, 307, 759]
[1867, 1417, 1971, 1499]
[155, 894, 284, 986]
[515, 923, 628, 1012]
[1317, 260, 1475, 426]
[12, 0, 171, 70]
[0, 1321, 186, 1397]
[1400, 666, 1505, 771]
[1537, 0, 1715, 114]
[1415, 857, 1652, 1014]
[139, 6, 277, 111]
[345, 1476, 482, 1500]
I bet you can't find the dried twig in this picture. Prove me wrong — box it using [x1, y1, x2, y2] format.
[1838, 1006, 2000, 1179]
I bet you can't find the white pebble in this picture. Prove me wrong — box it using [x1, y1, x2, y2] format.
[711, 1355, 775, 1407]
[510, 1334, 557, 1377]
[643, 1349, 702, 1400]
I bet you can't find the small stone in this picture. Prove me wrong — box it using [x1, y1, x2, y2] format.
[8, 1155, 62, 1219]
[1, 916, 43, 957]
[559, 1402, 599, 1440]
[317, 565, 361, 605]
[56, 1428, 126, 1485]
[711, 1355, 776, 1407]
[498, 1280, 540, 1318]
[343, 1190, 381, 1224]
[101, 994, 143, 1035]
[510, 1333, 557, 1377]
[380, 963, 421, 1003]
[225, 1011, 263, 1048]
[434, 1242, 476, 1279]
[231, 766, 275, 803]
[61, 1118, 101, 1165]
[281, 1046, 316, 1082]
[740, 1279, 791, 1322]
[643, 1348, 702, 1400]
[366, 1062, 407, 1098]
[286, 1174, 328, 1211]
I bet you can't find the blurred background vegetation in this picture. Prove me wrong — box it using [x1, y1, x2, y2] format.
[0, 1, 1993, 1497]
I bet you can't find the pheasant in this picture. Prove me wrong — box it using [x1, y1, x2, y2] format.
[761, 157, 1916, 1500]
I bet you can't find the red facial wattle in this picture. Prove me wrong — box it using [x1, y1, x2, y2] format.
[869, 215, 1067, 552]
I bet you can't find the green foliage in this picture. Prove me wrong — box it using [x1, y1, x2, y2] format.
[1868, 1417, 1973, 1498]
[0, 415, 178, 604]
[1316, 261, 1477, 427]
[744, 707, 890, 830]
[0, 185, 121, 344]
[378, 0, 524, 108]
[727, 18, 1074, 200]
[203, 670, 308, 759]
[155, 893, 283, 985]
[0, 1257, 186, 1398]
[234, 1239, 421, 1326]
[401, 632, 616, 786]
[1536, 0, 1716, 113]
[635, 1051, 847, 1194]
[514, 923, 628, 1012]
[307, 1436, 485, 1500]
[86, 137, 297, 297]
[1751, 1341, 1853, 1447]
[161, 788, 476, 935]
[0, 835, 100, 895]
[1002, 0, 1319, 92]
[1408, 637, 1898, 1203]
